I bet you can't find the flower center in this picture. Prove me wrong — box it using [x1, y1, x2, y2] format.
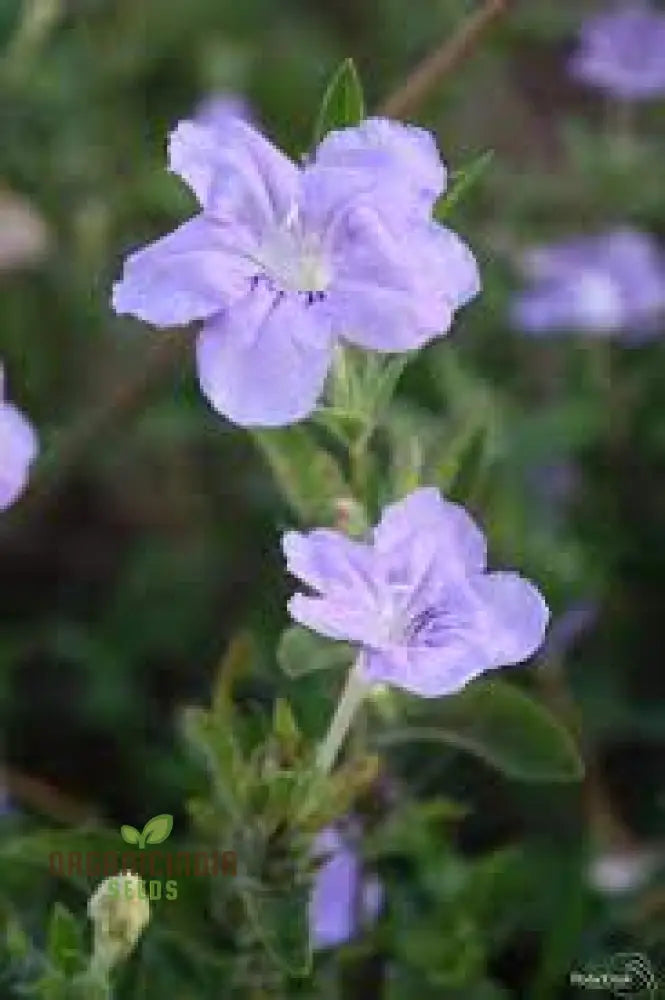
[376, 584, 435, 646]
[256, 208, 332, 295]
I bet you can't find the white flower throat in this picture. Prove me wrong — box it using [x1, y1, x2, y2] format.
[256, 206, 332, 295]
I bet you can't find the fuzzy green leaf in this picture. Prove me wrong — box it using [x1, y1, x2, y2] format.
[253, 427, 349, 524]
[377, 680, 584, 783]
[277, 626, 354, 678]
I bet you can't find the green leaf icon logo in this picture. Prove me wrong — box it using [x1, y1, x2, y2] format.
[141, 814, 173, 847]
[120, 814, 173, 848]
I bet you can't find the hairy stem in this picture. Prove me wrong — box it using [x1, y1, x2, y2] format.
[316, 658, 368, 774]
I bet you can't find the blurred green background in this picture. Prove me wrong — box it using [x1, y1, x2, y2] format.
[0, 0, 663, 996]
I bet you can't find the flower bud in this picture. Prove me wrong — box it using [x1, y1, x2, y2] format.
[333, 497, 368, 537]
[87, 871, 150, 971]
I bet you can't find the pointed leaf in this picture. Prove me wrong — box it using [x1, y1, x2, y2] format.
[369, 354, 410, 423]
[253, 427, 348, 524]
[377, 680, 584, 783]
[436, 149, 494, 219]
[47, 903, 83, 976]
[212, 631, 254, 721]
[141, 813, 173, 846]
[181, 706, 245, 822]
[311, 407, 366, 446]
[313, 58, 365, 146]
[273, 698, 300, 745]
[120, 824, 140, 846]
[277, 626, 354, 678]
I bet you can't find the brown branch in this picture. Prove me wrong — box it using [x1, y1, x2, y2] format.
[2, 764, 100, 825]
[379, 0, 510, 119]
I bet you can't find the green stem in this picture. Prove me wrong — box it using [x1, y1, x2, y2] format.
[315, 658, 368, 775]
[350, 433, 371, 502]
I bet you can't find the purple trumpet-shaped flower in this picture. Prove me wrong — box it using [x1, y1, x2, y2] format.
[511, 229, 665, 339]
[309, 825, 382, 950]
[283, 488, 548, 698]
[569, 2, 665, 100]
[0, 366, 38, 511]
[112, 116, 479, 427]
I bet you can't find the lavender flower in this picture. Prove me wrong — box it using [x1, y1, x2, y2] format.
[195, 93, 253, 128]
[309, 825, 382, 950]
[570, 2, 665, 100]
[283, 488, 548, 698]
[511, 229, 665, 339]
[0, 365, 38, 511]
[113, 117, 479, 427]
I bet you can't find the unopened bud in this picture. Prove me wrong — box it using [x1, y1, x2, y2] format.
[333, 497, 368, 537]
[87, 871, 150, 970]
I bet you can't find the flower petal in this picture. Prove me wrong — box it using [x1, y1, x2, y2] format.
[363, 638, 491, 698]
[374, 488, 487, 572]
[0, 401, 38, 510]
[315, 117, 446, 211]
[196, 286, 333, 427]
[112, 216, 252, 327]
[420, 221, 481, 312]
[288, 593, 381, 645]
[324, 208, 451, 351]
[169, 119, 298, 228]
[282, 529, 376, 598]
[309, 829, 359, 950]
[301, 164, 391, 235]
[474, 571, 550, 666]
[326, 209, 478, 351]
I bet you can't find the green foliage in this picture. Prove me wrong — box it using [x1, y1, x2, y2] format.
[1, 0, 662, 996]
[376, 680, 584, 783]
[46, 903, 84, 979]
[277, 626, 354, 679]
[179, 642, 380, 979]
[253, 427, 349, 524]
[436, 150, 495, 220]
[312, 59, 365, 147]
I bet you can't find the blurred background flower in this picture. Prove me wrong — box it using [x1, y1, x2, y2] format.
[309, 824, 382, 951]
[569, 1, 665, 100]
[511, 229, 665, 338]
[0, 365, 38, 510]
